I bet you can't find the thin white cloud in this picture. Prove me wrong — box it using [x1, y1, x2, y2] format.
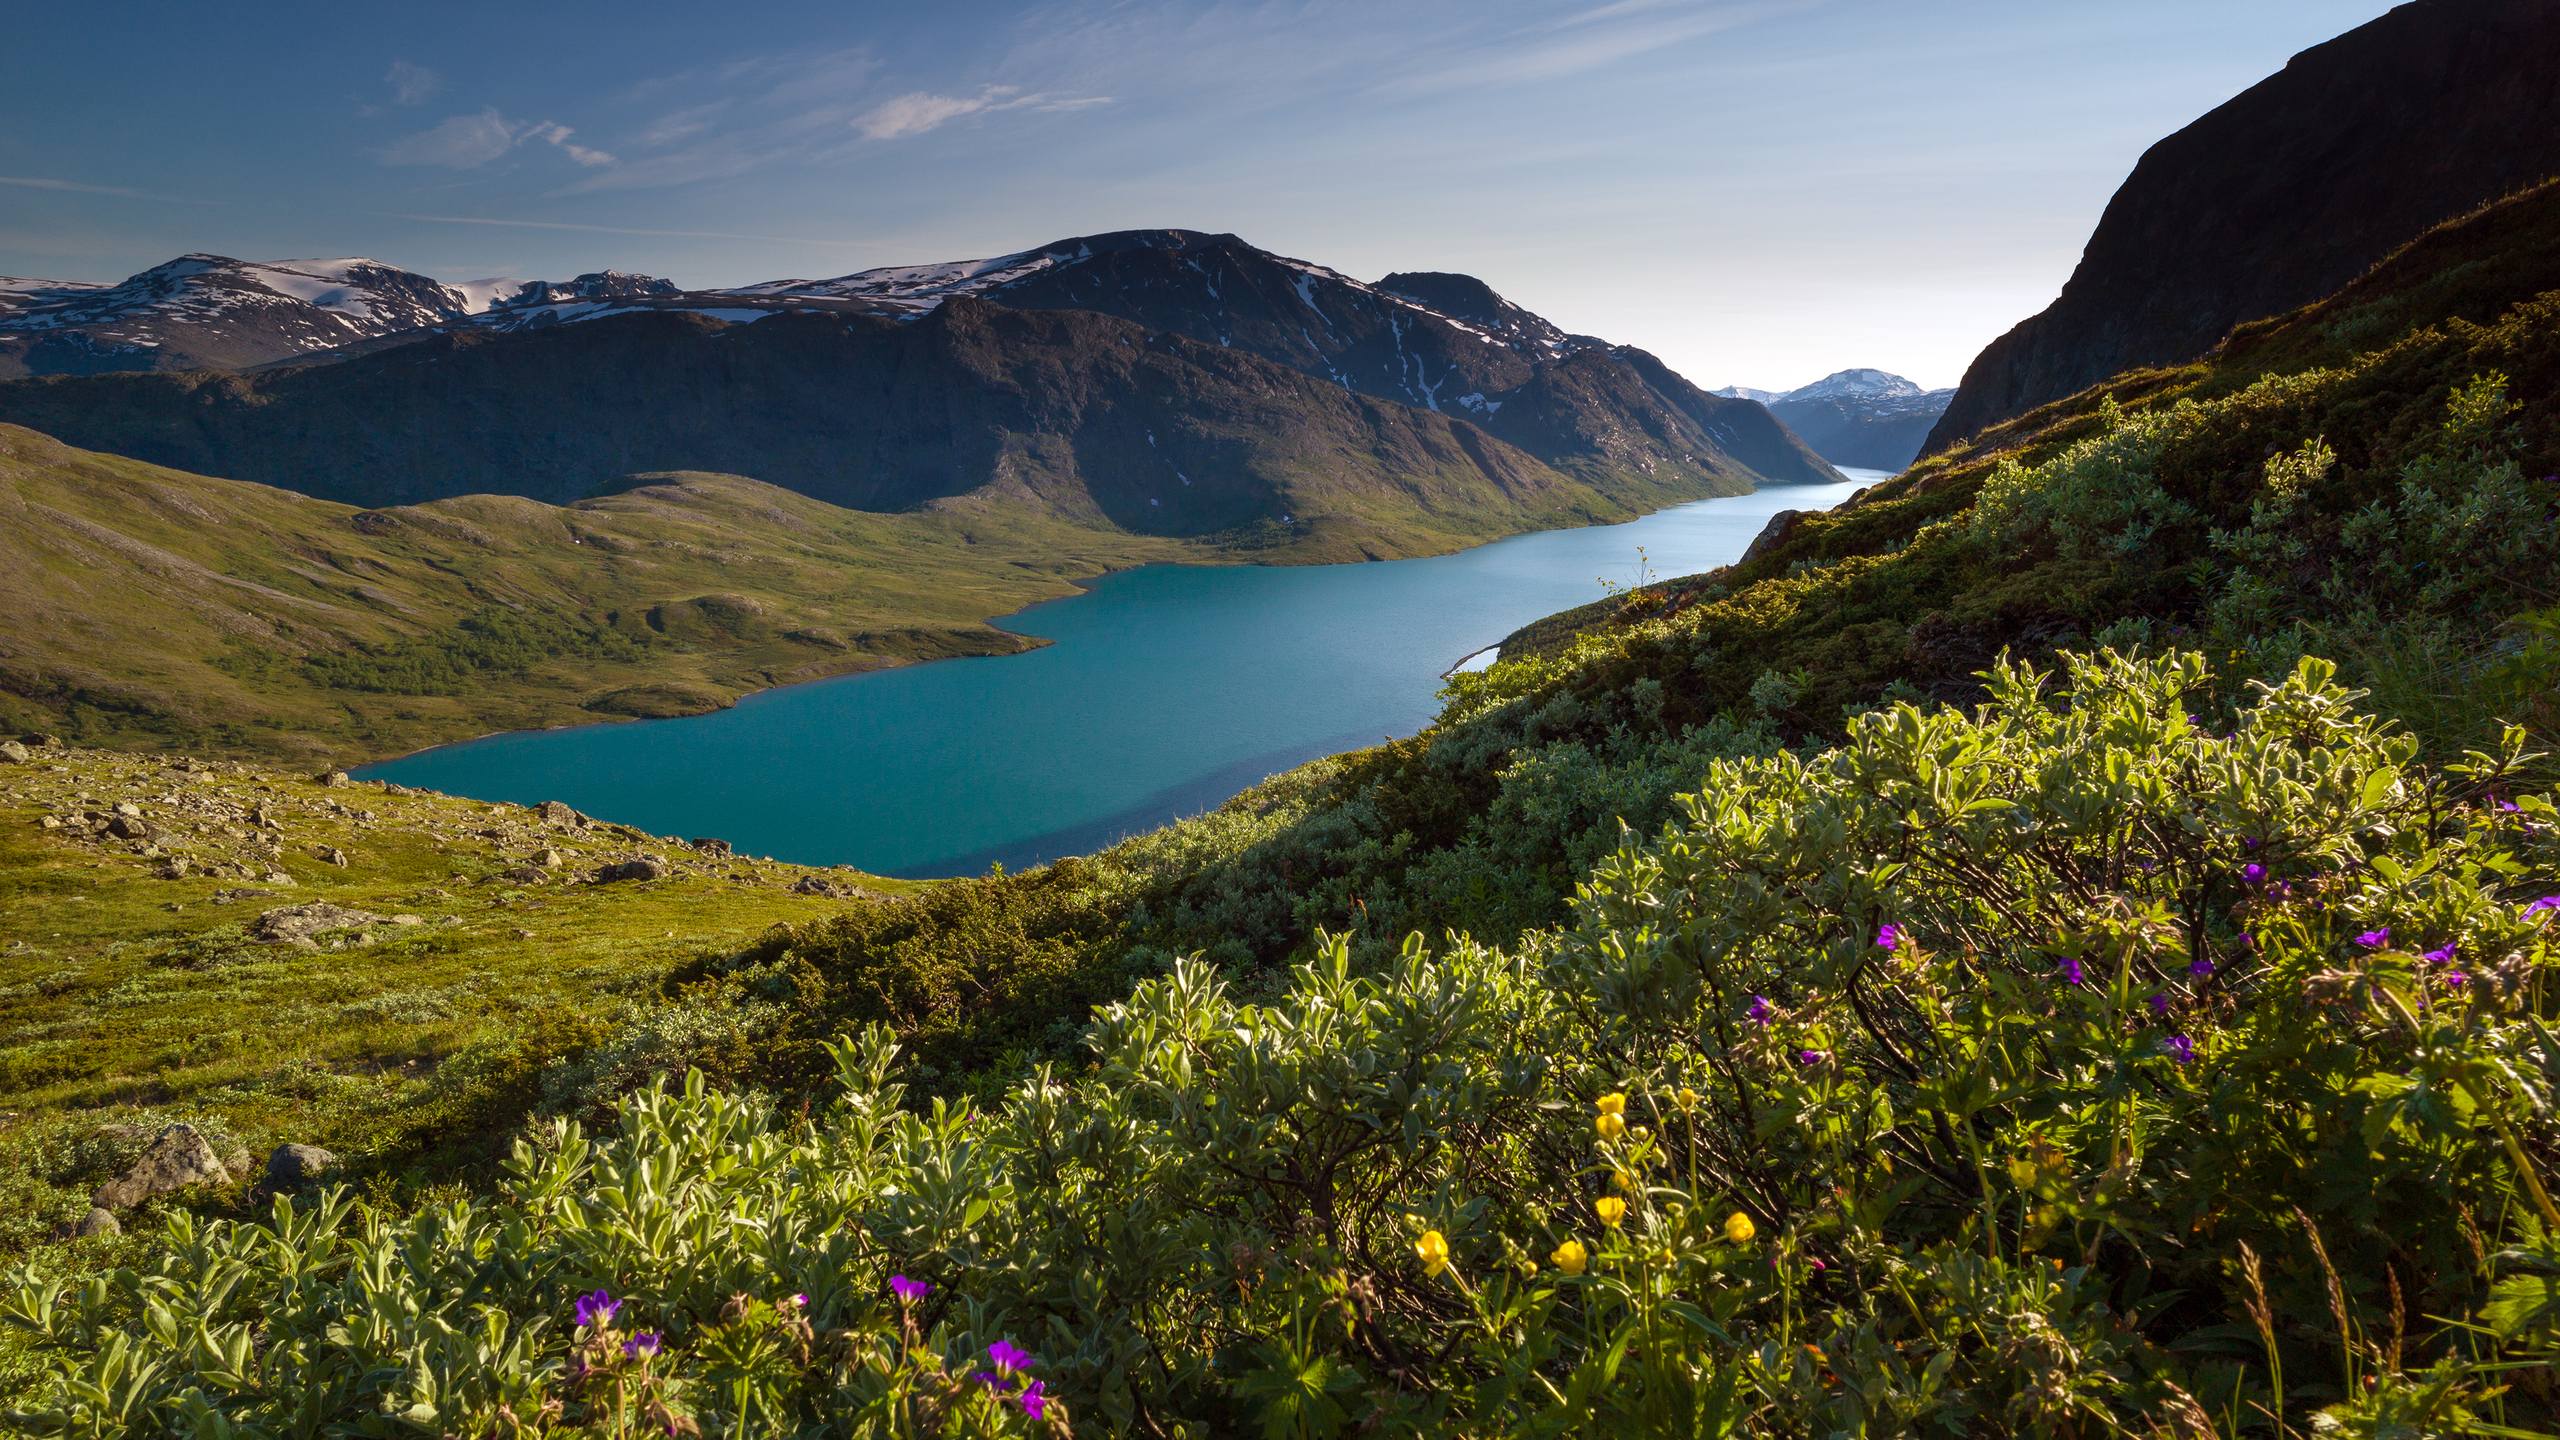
[638, 102, 730, 148]
[388, 211, 869, 247]
[524, 121, 616, 167]
[1386, 2, 1785, 94]
[382, 109, 616, 170]
[383, 108, 521, 168]
[0, 173, 214, 206]
[0, 174, 150, 198]
[386, 59, 441, 106]
[855, 86, 1114, 141]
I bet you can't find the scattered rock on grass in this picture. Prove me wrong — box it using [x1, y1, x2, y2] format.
[265, 1143, 340, 1187]
[251, 902, 383, 946]
[93, 1123, 230, 1210]
[593, 857, 668, 884]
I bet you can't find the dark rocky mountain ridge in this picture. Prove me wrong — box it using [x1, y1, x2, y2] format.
[0, 299, 1790, 557]
[0, 230, 1836, 551]
[1924, 0, 2560, 454]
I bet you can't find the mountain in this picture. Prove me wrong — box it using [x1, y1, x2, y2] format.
[0, 256, 713, 377]
[1923, 0, 2560, 454]
[0, 231, 1836, 557]
[0, 255, 486, 378]
[21, 173, 2559, 1438]
[1714, 369, 1953, 470]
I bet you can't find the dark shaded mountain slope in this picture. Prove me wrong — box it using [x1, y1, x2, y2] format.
[1925, 0, 2560, 454]
[0, 300, 1747, 558]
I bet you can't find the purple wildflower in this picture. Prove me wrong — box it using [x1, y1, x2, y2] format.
[1798, 1049, 1827, 1066]
[2189, 957, 2216, 978]
[2526, 896, 2560, 917]
[791, 1293, 808, 1308]
[1018, 1380, 1050, 1418]
[1875, 923, 1900, 951]
[624, 1331, 661, 1359]
[2242, 863, 2265, 885]
[2058, 957, 2085, 986]
[889, 1275, 931, 1304]
[988, 1339, 1034, 1373]
[2147, 992, 2172, 1017]
[2422, 943, 2456, 966]
[2442, 970, 2470, 989]
[974, 1371, 1002, 1391]
[1747, 994, 1773, 1026]
[2162, 1034, 2196, 1066]
[574, 1290, 620, 1329]
[2355, 927, 2391, 949]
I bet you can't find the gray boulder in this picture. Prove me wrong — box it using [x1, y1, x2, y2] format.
[0, 740, 28, 764]
[592, 857, 668, 884]
[93, 1123, 231, 1210]
[265, 1143, 340, 1187]
[251, 901, 382, 946]
[74, 1207, 120, 1237]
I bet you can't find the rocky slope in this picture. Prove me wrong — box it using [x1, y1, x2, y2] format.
[1923, 0, 2560, 454]
[1715, 369, 1951, 470]
[0, 736, 903, 1253]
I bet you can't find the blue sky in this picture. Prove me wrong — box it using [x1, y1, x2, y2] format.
[1, 0, 2398, 389]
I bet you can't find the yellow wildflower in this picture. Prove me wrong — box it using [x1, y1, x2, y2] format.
[1595, 1113, 1626, 1140]
[1550, 1239, 1588, 1275]
[1415, 1229, 1450, 1276]
[1676, 1087, 1701, 1110]
[1595, 1197, 1628, 1227]
[1723, 1211, 1757, 1244]
[1612, 1169, 1638, 1192]
[1596, 1093, 1627, 1116]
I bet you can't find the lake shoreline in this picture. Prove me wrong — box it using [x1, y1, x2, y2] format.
[355, 477, 1820, 772]
[360, 473, 1884, 874]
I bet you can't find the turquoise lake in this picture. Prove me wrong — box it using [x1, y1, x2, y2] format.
[360, 472, 1880, 876]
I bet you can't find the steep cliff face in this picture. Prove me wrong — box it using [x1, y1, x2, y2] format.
[1925, 0, 2560, 454]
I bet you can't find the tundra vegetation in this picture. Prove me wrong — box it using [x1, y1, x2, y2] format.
[2, 185, 2558, 1434]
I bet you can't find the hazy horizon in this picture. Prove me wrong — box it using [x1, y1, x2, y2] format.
[1, 0, 2400, 391]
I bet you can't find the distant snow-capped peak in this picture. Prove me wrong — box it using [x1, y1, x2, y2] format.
[1720, 370, 1943, 406]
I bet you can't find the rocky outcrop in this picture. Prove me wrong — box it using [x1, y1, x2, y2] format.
[93, 1123, 231, 1210]
[252, 901, 401, 946]
[1925, 0, 2560, 454]
[265, 1143, 340, 1187]
[593, 857, 670, 884]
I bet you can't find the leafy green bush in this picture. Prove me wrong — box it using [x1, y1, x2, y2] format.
[12, 652, 2555, 1435]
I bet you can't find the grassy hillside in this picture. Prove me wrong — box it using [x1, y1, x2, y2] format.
[0, 739, 913, 1260]
[10, 654, 2557, 1435]
[0, 424, 1195, 762]
[6, 168, 2560, 1440]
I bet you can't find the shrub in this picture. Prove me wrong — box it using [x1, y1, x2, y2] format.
[11, 652, 2555, 1435]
